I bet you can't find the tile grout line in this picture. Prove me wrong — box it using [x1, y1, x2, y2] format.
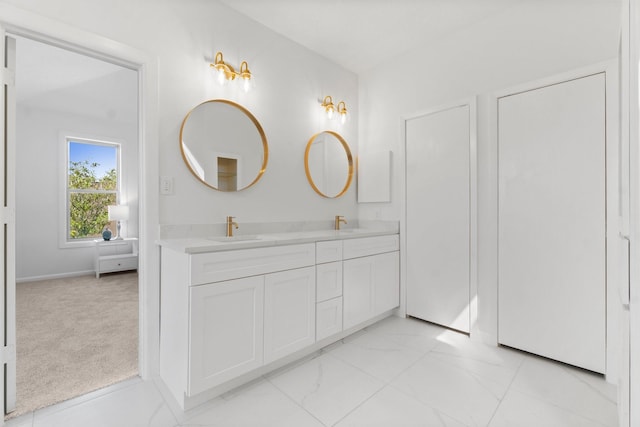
[382, 349, 472, 427]
[329, 382, 387, 427]
[265, 348, 400, 427]
[324, 330, 437, 384]
[149, 378, 184, 426]
[264, 328, 432, 426]
[484, 350, 526, 426]
[509, 379, 618, 426]
[562, 365, 617, 404]
[264, 373, 328, 426]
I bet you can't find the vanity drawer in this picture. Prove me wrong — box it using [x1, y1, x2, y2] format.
[316, 297, 343, 341]
[190, 243, 315, 285]
[316, 261, 343, 302]
[343, 235, 399, 259]
[316, 240, 343, 264]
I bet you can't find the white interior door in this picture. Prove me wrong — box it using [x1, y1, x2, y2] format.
[1, 30, 17, 416]
[498, 73, 606, 373]
[406, 104, 471, 333]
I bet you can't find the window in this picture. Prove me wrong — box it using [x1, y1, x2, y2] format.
[66, 138, 120, 241]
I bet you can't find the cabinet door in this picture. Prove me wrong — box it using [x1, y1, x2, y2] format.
[344, 252, 400, 330]
[189, 276, 264, 395]
[316, 297, 343, 341]
[373, 252, 400, 315]
[343, 257, 375, 329]
[264, 267, 316, 364]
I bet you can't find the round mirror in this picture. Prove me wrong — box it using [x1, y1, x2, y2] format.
[304, 130, 354, 198]
[179, 99, 268, 191]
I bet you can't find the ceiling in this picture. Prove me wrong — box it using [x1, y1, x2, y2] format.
[14, 35, 138, 123]
[12, 0, 620, 117]
[218, 0, 621, 74]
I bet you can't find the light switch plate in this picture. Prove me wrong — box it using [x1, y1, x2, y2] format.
[160, 176, 174, 195]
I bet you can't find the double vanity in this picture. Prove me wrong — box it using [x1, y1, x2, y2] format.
[162, 98, 393, 409]
[158, 226, 399, 410]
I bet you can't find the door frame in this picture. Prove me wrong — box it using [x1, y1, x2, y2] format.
[488, 60, 620, 382]
[0, 3, 161, 412]
[622, 0, 639, 424]
[1, 29, 17, 414]
[400, 97, 478, 336]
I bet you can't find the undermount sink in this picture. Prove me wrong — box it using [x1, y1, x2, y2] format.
[335, 228, 366, 233]
[206, 229, 373, 244]
[207, 235, 265, 243]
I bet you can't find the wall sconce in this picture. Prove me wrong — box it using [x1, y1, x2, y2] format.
[321, 96, 335, 119]
[337, 101, 348, 124]
[210, 51, 254, 92]
[321, 96, 348, 124]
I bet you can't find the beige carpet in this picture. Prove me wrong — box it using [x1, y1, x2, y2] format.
[9, 272, 139, 419]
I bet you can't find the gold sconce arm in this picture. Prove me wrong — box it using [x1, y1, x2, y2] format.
[210, 51, 254, 91]
[321, 95, 335, 119]
[321, 96, 348, 124]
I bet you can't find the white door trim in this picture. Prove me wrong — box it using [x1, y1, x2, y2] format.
[1, 26, 17, 417]
[623, 0, 639, 425]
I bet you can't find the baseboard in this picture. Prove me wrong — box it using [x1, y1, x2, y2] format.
[16, 270, 95, 283]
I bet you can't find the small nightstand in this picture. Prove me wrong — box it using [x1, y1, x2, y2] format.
[94, 237, 139, 278]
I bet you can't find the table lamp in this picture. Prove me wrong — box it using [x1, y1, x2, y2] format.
[108, 205, 129, 240]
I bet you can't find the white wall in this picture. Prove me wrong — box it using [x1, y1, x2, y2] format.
[357, 1, 621, 356]
[1, 0, 359, 228]
[16, 104, 138, 280]
[358, 1, 620, 218]
[6, 0, 359, 269]
[1, 0, 359, 382]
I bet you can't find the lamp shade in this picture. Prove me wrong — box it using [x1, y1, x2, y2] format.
[108, 205, 130, 221]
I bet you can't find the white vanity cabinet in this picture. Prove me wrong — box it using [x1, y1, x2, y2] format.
[264, 267, 316, 364]
[316, 235, 400, 334]
[159, 232, 399, 410]
[343, 236, 400, 330]
[343, 256, 374, 329]
[189, 276, 264, 395]
[159, 243, 316, 408]
[315, 241, 344, 340]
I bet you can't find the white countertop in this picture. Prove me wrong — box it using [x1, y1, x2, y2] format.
[157, 228, 398, 254]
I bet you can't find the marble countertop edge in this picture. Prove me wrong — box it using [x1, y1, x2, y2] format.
[157, 228, 398, 254]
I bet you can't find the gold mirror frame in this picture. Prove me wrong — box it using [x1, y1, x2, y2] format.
[304, 130, 354, 198]
[179, 99, 269, 192]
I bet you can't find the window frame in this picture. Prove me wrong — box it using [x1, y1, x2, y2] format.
[59, 134, 123, 248]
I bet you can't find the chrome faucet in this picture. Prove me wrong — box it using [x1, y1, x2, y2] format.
[334, 215, 347, 230]
[226, 216, 239, 237]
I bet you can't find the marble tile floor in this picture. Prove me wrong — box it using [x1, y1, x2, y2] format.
[7, 316, 618, 427]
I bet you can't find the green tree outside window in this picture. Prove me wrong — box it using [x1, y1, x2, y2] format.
[67, 141, 119, 240]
